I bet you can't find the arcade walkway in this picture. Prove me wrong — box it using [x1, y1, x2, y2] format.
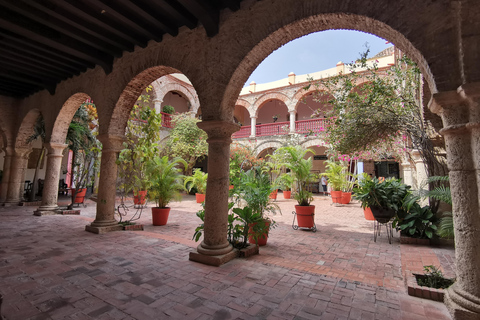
[0, 195, 454, 319]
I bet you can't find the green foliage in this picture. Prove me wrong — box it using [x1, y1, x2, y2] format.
[277, 172, 294, 191]
[162, 105, 175, 115]
[324, 160, 346, 191]
[229, 143, 262, 187]
[395, 203, 438, 239]
[233, 206, 264, 247]
[145, 156, 187, 208]
[183, 169, 208, 194]
[164, 114, 208, 174]
[117, 103, 162, 194]
[416, 265, 454, 289]
[353, 177, 410, 211]
[275, 146, 316, 206]
[437, 212, 454, 239]
[234, 167, 281, 220]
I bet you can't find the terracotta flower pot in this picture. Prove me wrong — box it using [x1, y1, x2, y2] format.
[331, 190, 342, 204]
[248, 220, 270, 246]
[133, 190, 147, 205]
[283, 190, 291, 199]
[295, 205, 315, 228]
[195, 193, 205, 203]
[363, 207, 375, 221]
[72, 188, 87, 204]
[340, 191, 352, 204]
[269, 189, 278, 200]
[152, 207, 170, 226]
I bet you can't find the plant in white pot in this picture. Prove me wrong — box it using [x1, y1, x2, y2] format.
[146, 156, 187, 226]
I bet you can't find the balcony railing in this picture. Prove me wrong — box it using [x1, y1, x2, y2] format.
[232, 118, 330, 139]
[161, 112, 172, 128]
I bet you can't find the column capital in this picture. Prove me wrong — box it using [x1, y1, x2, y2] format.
[97, 134, 126, 153]
[14, 146, 31, 158]
[2, 145, 14, 156]
[44, 142, 67, 156]
[197, 120, 240, 143]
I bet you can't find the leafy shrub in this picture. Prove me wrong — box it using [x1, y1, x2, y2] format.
[416, 265, 454, 289]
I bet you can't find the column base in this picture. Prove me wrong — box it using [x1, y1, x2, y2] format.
[189, 242, 238, 266]
[33, 205, 61, 216]
[2, 200, 20, 207]
[85, 219, 123, 234]
[445, 284, 480, 320]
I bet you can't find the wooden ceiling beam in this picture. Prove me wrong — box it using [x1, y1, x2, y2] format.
[176, 0, 219, 37]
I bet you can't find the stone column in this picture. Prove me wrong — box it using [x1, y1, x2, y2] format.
[0, 146, 14, 204]
[5, 147, 31, 205]
[289, 110, 296, 133]
[153, 98, 163, 114]
[250, 116, 257, 137]
[429, 84, 480, 319]
[189, 120, 239, 266]
[85, 134, 125, 234]
[34, 143, 67, 216]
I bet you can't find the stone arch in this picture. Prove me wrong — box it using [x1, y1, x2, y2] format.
[50, 93, 91, 144]
[253, 92, 290, 117]
[235, 99, 252, 116]
[254, 140, 283, 157]
[234, 99, 251, 125]
[221, 12, 435, 120]
[108, 66, 181, 136]
[301, 138, 330, 150]
[151, 75, 200, 114]
[15, 109, 42, 148]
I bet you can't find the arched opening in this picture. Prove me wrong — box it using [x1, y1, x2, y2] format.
[256, 99, 289, 136]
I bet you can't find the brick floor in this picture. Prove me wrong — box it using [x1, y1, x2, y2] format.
[0, 193, 454, 319]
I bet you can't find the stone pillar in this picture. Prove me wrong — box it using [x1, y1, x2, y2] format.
[0, 146, 14, 204]
[250, 116, 257, 137]
[429, 83, 480, 319]
[189, 120, 240, 266]
[5, 147, 31, 205]
[34, 143, 67, 216]
[153, 98, 163, 114]
[289, 110, 296, 133]
[85, 134, 125, 234]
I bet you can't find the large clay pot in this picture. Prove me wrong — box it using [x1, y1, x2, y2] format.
[248, 220, 270, 246]
[72, 188, 87, 204]
[152, 207, 170, 226]
[295, 205, 315, 228]
[331, 190, 342, 203]
[134, 190, 147, 205]
[269, 189, 278, 200]
[363, 207, 375, 221]
[195, 193, 205, 203]
[283, 190, 291, 199]
[340, 191, 352, 204]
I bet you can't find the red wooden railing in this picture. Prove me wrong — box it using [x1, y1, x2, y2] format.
[232, 125, 251, 139]
[295, 118, 328, 134]
[232, 118, 333, 139]
[256, 121, 290, 137]
[161, 112, 173, 128]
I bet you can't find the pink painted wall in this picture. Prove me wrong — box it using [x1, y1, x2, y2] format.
[161, 92, 190, 114]
[257, 100, 288, 124]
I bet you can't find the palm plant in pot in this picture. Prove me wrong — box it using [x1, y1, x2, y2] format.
[278, 146, 316, 229]
[233, 167, 280, 246]
[146, 156, 187, 226]
[184, 168, 208, 203]
[277, 172, 294, 199]
[324, 160, 346, 204]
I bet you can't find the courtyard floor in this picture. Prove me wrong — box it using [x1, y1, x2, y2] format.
[0, 193, 455, 320]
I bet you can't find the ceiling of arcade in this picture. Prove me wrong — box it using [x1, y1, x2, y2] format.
[0, 0, 478, 142]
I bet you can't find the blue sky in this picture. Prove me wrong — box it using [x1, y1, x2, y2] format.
[245, 30, 391, 86]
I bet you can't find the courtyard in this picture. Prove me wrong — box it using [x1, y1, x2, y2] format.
[0, 194, 454, 319]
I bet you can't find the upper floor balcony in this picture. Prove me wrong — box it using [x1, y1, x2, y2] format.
[232, 117, 330, 139]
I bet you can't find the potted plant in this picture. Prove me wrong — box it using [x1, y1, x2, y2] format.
[162, 105, 175, 115]
[277, 172, 294, 199]
[278, 146, 316, 229]
[146, 156, 187, 226]
[324, 160, 346, 204]
[184, 168, 208, 203]
[233, 167, 280, 246]
[353, 177, 410, 223]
